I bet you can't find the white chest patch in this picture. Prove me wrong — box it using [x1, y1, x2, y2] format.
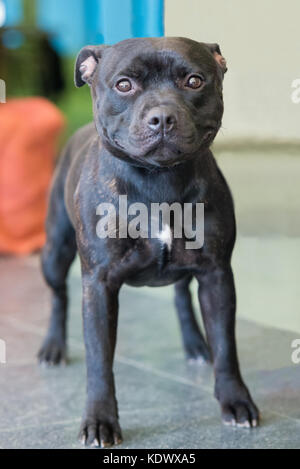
[157, 224, 172, 251]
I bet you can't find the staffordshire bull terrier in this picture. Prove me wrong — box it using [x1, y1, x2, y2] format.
[38, 37, 259, 447]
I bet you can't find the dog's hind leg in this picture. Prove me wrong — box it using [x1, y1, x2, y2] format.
[174, 276, 210, 363]
[38, 169, 77, 366]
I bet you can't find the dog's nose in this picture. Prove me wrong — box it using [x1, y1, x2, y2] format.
[147, 107, 177, 133]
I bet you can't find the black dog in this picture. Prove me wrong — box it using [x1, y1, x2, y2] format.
[39, 37, 259, 447]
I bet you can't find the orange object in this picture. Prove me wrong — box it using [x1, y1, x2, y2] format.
[0, 97, 65, 255]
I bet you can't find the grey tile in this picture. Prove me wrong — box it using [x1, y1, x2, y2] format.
[0, 254, 300, 449]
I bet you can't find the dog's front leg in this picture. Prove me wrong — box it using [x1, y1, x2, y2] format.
[79, 270, 122, 448]
[196, 265, 260, 428]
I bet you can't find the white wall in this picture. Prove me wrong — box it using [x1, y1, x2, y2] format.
[165, 0, 300, 142]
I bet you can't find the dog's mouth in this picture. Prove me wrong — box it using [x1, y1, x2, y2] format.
[114, 133, 193, 155]
[109, 127, 217, 168]
[111, 139, 178, 169]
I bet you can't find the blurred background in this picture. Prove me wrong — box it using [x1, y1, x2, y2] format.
[1, 0, 299, 140]
[0, 0, 300, 449]
[0, 0, 164, 138]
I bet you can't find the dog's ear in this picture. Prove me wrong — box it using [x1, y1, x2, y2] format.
[206, 43, 227, 74]
[75, 45, 109, 87]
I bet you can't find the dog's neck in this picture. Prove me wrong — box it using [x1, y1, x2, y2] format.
[99, 145, 210, 205]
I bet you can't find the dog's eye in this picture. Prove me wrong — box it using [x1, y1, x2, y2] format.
[116, 79, 132, 93]
[185, 75, 203, 89]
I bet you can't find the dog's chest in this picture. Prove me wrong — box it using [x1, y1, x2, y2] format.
[124, 226, 200, 287]
[157, 224, 173, 251]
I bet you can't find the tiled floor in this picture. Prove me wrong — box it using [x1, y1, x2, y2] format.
[0, 149, 299, 449]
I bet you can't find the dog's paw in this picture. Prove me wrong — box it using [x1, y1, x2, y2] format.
[38, 336, 67, 366]
[222, 401, 259, 428]
[79, 419, 122, 448]
[216, 379, 260, 428]
[79, 399, 123, 448]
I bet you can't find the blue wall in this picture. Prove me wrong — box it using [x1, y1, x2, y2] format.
[3, 0, 164, 55]
[37, 0, 86, 54]
[3, 0, 23, 25]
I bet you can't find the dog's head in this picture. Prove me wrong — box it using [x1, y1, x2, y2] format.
[75, 37, 227, 168]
